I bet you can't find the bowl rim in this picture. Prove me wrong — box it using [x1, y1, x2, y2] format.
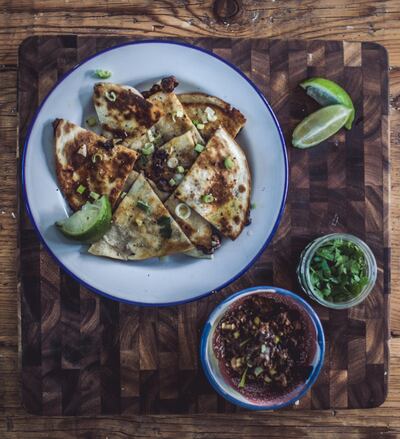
[200, 286, 326, 410]
[21, 38, 289, 307]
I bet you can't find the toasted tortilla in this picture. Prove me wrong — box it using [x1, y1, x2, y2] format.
[164, 195, 221, 255]
[178, 93, 246, 141]
[126, 91, 203, 151]
[89, 173, 193, 260]
[93, 82, 163, 140]
[136, 128, 200, 193]
[174, 127, 251, 240]
[54, 118, 138, 211]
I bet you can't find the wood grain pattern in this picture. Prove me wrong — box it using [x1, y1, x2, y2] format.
[18, 36, 390, 415]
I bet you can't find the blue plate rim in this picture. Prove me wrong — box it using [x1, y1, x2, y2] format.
[200, 286, 326, 410]
[21, 38, 289, 307]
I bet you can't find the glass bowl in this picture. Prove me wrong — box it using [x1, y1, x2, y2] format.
[200, 286, 325, 410]
[297, 233, 377, 309]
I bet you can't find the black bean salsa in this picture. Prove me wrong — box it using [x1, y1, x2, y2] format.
[213, 294, 316, 400]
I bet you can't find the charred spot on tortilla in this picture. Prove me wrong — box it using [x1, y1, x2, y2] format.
[142, 76, 179, 98]
[54, 118, 138, 211]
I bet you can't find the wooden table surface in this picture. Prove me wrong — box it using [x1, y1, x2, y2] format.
[1, 1, 400, 437]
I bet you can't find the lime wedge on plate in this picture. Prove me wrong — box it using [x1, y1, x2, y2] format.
[56, 195, 112, 243]
[292, 104, 352, 149]
[300, 77, 355, 129]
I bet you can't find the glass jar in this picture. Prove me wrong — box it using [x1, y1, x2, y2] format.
[297, 233, 377, 309]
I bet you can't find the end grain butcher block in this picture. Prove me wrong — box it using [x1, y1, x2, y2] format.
[18, 36, 389, 415]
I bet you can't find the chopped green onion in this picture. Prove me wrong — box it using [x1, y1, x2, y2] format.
[105, 90, 117, 102]
[194, 143, 204, 153]
[137, 200, 151, 213]
[254, 316, 260, 326]
[174, 173, 184, 183]
[264, 376, 272, 383]
[197, 123, 205, 130]
[239, 368, 248, 388]
[167, 157, 179, 168]
[177, 165, 185, 174]
[92, 153, 102, 163]
[147, 129, 155, 142]
[169, 178, 176, 187]
[142, 142, 155, 156]
[90, 191, 100, 200]
[202, 194, 214, 203]
[233, 331, 240, 339]
[192, 119, 200, 126]
[175, 110, 184, 118]
[175, 203, 191, 220]
[254, 366, 264, 377]
[120, 191, 127, 199]
[76, 184, 86, 195]
[94, 69, 112, 79]
[274, 335, 281, 344]
[86, 116, 97, 127]
[224, 157, 235, 170]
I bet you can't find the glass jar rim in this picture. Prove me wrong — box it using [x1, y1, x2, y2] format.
[299, 233, 377, 309]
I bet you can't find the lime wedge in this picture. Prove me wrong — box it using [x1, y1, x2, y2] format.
[56, 195, 112, 243]
[292, 104, 352, 149]
[300, 77, 355, 129]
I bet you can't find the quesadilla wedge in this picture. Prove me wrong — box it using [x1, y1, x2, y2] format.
[93, 82, 163, 141]
[89, 173, 194, 260]
[164, 195, 221, 256]
[178, 93, 246, 141]
[126, 90, 203, 151]
[136, 128, 200, 193]
[174, 127, 251, 240]
[54, 118, 138, 211]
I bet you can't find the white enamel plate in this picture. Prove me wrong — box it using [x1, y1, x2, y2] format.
[23, 40, 288, 306]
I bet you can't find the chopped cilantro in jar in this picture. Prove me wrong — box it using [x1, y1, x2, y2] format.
[297, 233, 377, 309]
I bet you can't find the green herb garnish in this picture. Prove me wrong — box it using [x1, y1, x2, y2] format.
[224, 157, 234, 170]
[239, 367, 248, 388]
[157, 215, 172, 239]
[105, 90, 117, 102]
[194, 143, 204, 153]
[76, 184, 86, 195]
[94, 69, 112, 79]
[90, 191, 100, 200]
[202, 194, 214, 203]
[142, 142, 155, 156]
[137, 200, 151, 214]
[309, 238, 369, 303]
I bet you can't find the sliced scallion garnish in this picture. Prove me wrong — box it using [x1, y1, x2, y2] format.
[94, 69, 112, 79]
[194, 143, 204, 153]
[176, 165, 185, 174]
[90, 191, 100, 200]
[224, 157, 234, 170]
[202, 194, 214, 203]
[105, 90, 117, 102]
[142, 142, 155, 156]
[169, 178, 176, 187]
[175, 203, 191, 220]
[76, 184, 86, 195]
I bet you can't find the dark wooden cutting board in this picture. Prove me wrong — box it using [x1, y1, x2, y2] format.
[18, 36, 389, 415]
